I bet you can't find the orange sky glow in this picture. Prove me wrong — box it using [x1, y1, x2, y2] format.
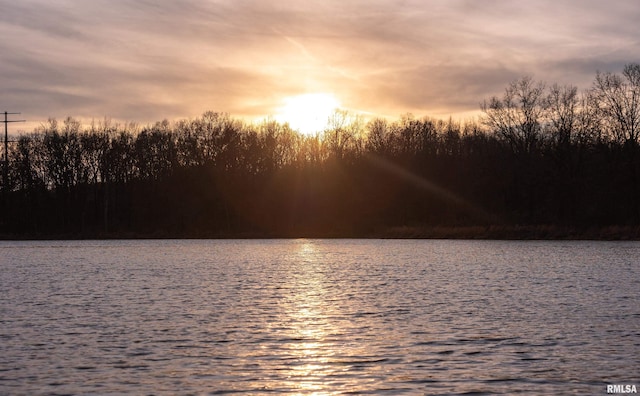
[0, 0, 638, 133]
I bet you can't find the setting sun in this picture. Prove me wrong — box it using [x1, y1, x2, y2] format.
[275, 93, 341, 135]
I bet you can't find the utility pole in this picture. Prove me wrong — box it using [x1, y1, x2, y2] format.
[2, 111, 25, 225]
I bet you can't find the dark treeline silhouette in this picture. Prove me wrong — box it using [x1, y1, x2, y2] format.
[2, 64, 640, 238]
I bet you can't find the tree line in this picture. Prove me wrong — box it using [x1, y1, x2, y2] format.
[2, 64, 640, 238]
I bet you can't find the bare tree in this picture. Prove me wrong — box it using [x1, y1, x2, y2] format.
[324, 109, 364, 160]
[481, 76, 546, 154]
[591, 63, 640, 145]
[544, 84, 579, 149]
[365, 118, 390, 155]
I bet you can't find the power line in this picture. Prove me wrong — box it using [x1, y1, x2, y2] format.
[2, 111, 25, 198]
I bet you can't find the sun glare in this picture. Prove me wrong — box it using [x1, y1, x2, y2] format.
[275, 93, 341, 135]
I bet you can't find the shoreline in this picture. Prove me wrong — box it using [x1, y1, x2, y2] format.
[2, 225, 640, 241]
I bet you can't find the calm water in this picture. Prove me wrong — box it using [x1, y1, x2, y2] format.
[1, 239, 638, 395]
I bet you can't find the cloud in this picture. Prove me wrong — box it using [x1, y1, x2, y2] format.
[0, 0, 638, 132]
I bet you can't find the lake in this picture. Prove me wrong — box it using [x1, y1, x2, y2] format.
[1, 239, 638, 395]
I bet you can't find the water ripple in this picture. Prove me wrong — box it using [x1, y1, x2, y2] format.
[1, 239, 639, 394]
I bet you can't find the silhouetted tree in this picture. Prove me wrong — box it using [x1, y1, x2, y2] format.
[482, 76, 546, 155]
[3, 65, 640, 238]
[591, 63, 640, 145]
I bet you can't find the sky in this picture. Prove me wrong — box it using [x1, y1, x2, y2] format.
[0, 0, 638, 133]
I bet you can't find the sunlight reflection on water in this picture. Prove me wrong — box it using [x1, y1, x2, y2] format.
[1, 239, 639, 394]
[283, 240, 335, 393]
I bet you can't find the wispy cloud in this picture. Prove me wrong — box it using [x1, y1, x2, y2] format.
[0, 0, 638, 131]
